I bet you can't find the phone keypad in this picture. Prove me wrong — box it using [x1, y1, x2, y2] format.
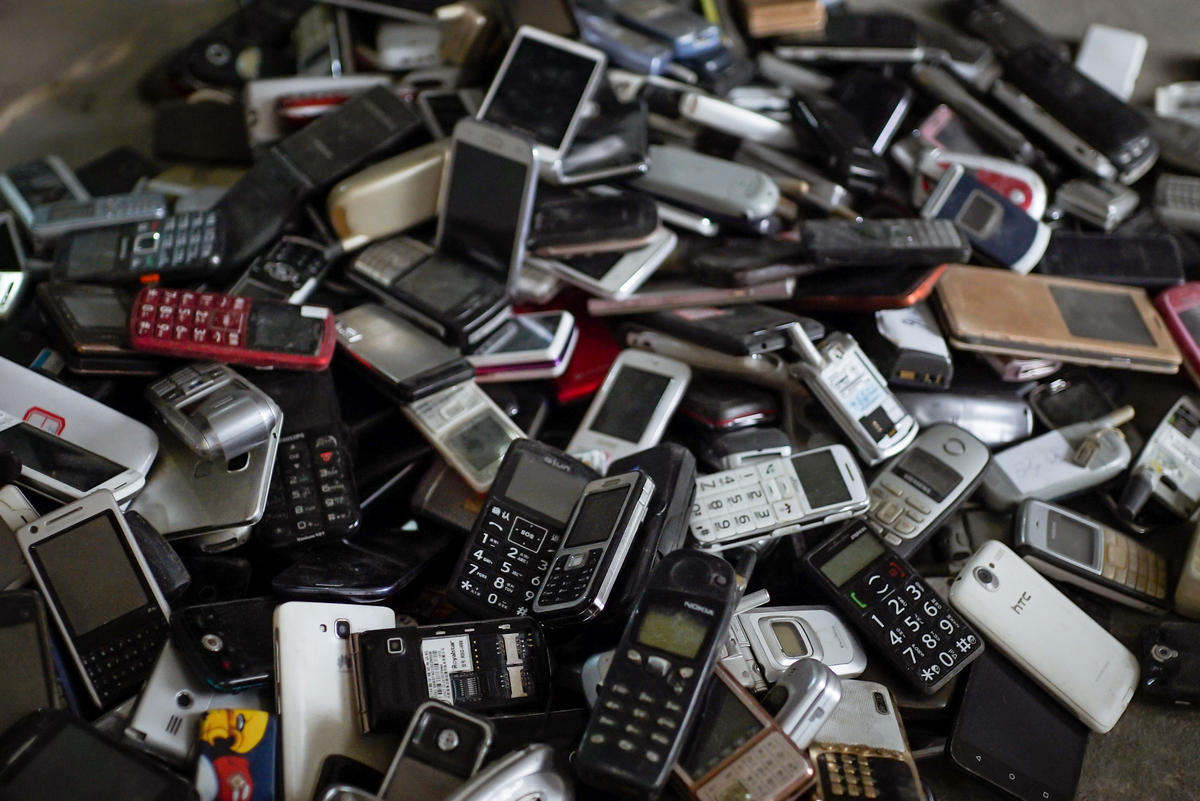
[81, 615, 169, 705]
[454, 501, 561, 617]
[133, 288, 252, 348]
[129, 212, 221, 273]
[815, 749, 921, 801]
[260, 431, 360, 550]
[1157, 174, 1200, 211]
[689, 459, 806, 544]
[536, 548, 603, 607]
[1102, 530, 1168, 599]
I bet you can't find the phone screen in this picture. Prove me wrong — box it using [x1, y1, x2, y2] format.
[482, 34, 596, 150]
[0, 424, 125, 492]
[677, 677, 762, 778]
[439, 142, 531, 278]
[60, 292, 127, 329]
[563, 485, 628, 548]
[1049, 286, 1156, 347]
[0, 612, 52, 734]
[589, 365, 672, 442]
[474, 314, 559, 357]
[1178, 304, 1200, 345]
[504, 452, 583, 525]
[246, 304, 325, 355]
[6, 160, 75, 207]
[892, 448, 962, 503]
[445, 413, 515, 473]
[1045, 510, 1100, 567]
[792, 449, 852, 509]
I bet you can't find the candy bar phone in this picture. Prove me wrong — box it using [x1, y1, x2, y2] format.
[146, 362, 281, 462]
[688, 443, 867, 551]
[671, 664, 816, 801]
[0, 156, 89, 228]
[786, 325, 918, 466]
[228, 235, 331, 303]
[274, 602, 398, 801]
[29, 191, 167, 246]
[723, 604, 868, 689]
[758, 657, 842, 750]
[129, 287, 337, 370]
[1014, 499, 1169, 614]
[0, 486, 37, 590]
[1119, 396, 1200, 520]
[376, 702, 492, 801]
[980, 407, 1134, 511]
[466, 311, 577, 383]
[531, 470, 654, 625]
[574, 549, 738, 798]
[950, 540, 1139, 733]
[448, 440, 597, 618]
[1140, 621, 1200, 705]
[35, 282, 163, 375]
[18, 490, 172, 709]
[171, 596, 275, 692]
[0, 410, 144, 504]
[803, 521, 984, 694]
[865, 424, 990, 558]
[53, 211, 224, 283]
[401, 381, 526, 493]
[1037, 231, 1183, 291]
[895, 390, 1031, 448]
[0, 590, 61, 735]
[638, 304, 817, 357]
[800, 218, 970, 270]
[632, 145, 780, 223]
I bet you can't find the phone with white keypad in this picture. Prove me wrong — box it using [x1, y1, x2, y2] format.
[689, 445, 868, 551]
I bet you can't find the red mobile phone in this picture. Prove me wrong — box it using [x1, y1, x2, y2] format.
[788, 263, 947, 312]
[1156, 282, 1200, 385]
[128, 286, 337, 370]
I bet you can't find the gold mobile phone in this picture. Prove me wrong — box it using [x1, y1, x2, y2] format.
[936, 264, 1182, 374]
[672, 665, 816, 801]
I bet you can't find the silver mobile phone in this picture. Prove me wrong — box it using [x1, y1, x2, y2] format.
[377, 701, 493, 801]
[786, 326, 918, 466]
[759, 657, 842, 750]
[1053, 178, 1139, 232]
[722, 601, 868, 689]
[1155, 173, 1200, 233]
[29, 192, 168, 245]
[893, 390, 1032, 448]
[0, 485, 37, 590]
[632, 145, 780, 221]
[0, 155, 90, 229]
[440, 744, 570, 801]
[528, 226, 676, 300]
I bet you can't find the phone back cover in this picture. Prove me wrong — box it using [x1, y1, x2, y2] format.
[351, 628, 426, 734]
[950, 541, 1138, 732]
[195, 709, 277, 801]
[811, 679, 908, 752]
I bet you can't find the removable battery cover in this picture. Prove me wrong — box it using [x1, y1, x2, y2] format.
[351, 618, 550, 733]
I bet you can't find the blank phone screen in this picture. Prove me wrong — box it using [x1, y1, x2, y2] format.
[0, 618, 52, 735]
[439, 142, 530, 278]
[482, 35, 596, 150]
[589, 366, 672, 443]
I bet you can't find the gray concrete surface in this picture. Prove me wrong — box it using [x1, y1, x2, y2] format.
[2, 2, 1200, 800]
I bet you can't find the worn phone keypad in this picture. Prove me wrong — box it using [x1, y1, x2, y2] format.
[128, 212, 221, 273]
[537, 548, 603, 606]
[455, 502, 561, 616]
[689, 460, 806, 544]
[133, 288, 251, 348]
[81, 614, 169, 705]
[1103, 529, 1168, 598]
[815, 748, 922, 801]
[260, 432, 359, 550]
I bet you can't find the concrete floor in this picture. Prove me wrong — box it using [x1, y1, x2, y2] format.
[2, 1, 1200, 800]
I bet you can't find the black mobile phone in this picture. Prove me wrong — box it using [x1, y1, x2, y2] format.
[636, 304, 822, 356]
[227, 234, 332, 303]
[35, 283, 165, 375]
[350, 616, 551, 734]
[1140, 621, 1200, 706]
[693, 426, 792, 472]
[1036, 232, 1184, 291]
[788, 263, 948, 312]
[951, 0, 1070, 59]
[0, 709, 197, 801]
[799, 12, 920, 49]
[679, 379, 781, 430]
[832, 70, 914, 156]
[574, 549, 739, 798]
[558, 93, 649, 185]
[74, 147, 160, 197]
[124, 511, 191, 605]
[801, 218, 971, 269]
[0, 590, 61, 735]
[251, 369, 361, 552]
[170, 596, 275, 692]
[528, 190, 658, 255]
[948, 649, 1089, 801]
[687, 235, 814, 287]
[447, 440, 599, 619]
[51, 211, 225, 284]
[789, 93, 889, 196]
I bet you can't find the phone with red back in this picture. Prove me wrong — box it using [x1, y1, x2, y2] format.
[128, 286, 337, 370]
[1155, 282, 1200, 384]
[788, 264, 947, 312]
[547, 293, 622, 404]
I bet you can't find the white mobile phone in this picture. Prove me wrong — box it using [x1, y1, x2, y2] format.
[950, 540, 1139, 733]
[0, 410, 144, 504]
[477, 26, 606, 170]
[529, 226, 676, 300]
[565, 348, 691, 470]
[401, 381, 525, 492]
[466, 311, 577, 382]
[274, 601, 398, 801]
[633, 145, 781, 221]
[678, 92, 797, 150]
[1074, 24, 1146, 102]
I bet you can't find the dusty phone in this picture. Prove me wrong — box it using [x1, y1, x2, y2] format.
[228, 234, 332, 303]
[1140, 621, 1200, 706]
[0, 590, 62, 735]
[0, 156, 89, 229]
[1036, 231, 1183, 291]
[800, 218, 970, 269]
[1119, 396, 1200, 520]
[52, 211, 225, 283]
[35, 283, 163, 375]
[758, 657, 843, 750]
[171, 596, 275, 692]
[376, 701, 493, 801]
[466, 311, 578, 383]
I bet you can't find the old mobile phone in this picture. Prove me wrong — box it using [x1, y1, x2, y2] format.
[1003, 44, 1157, 183]
[1140, 621, 1200, 705]
[0, 410, 144, 504]
[787, 325, 919, 466]
[1037, 232, 1183, 291]
[632, 145, 780, 223]
[936, 265, 1183, 374]
[922, 164, 1049, 274]
[671, 664, 816, 801]
[908, 63, 1036, 164]
[0, 156, 89, 229]
[1150, 115, 1200, 176]
[29, 191, 167, 245]
[1122, 396, 1200, 519]
[478, 26, 606, 173]
[789, 263, 947, 313]
[689, 445, 868, 551]
[948, 649, 1089, 801]
[575, 7, 673, 75]
[529, 191, 658, 257]
[336, 304, 475, 403]
[800, 218, 970, 269]
[171, 596, 274, 692]
[865, 424, 990, 558]
[35, 283, 163, 375]
[0, 486, 38, 590]
[638, 305, 817, 357]
[696, 427, 791, 472]
[896, 142, 1048, 218]
[895, 390, 1031, 448]
[680, 380, 779, 431]
[227, 235, 331, 303]
[608, 0, 721, 58]
[416, 743, 570, 801]
[1155, 283, 1200, 384]
[833, 71, 913, 156]
[351, 617, 550, 733]
[951, 540, 1139, 732]
[863, 302, 953, 390]
[565, 349, 691, 471]
[775, 12, 923, 62]
[575, 549, 737, 797]
[402, 381, 526, 493]
[1027, 370, 1121, 431]
[787, 93, 887, 196]
[448, 440, 597, 618]
[0, 213, 26, 323]
[1014, 499, 1169, 614]
[759, 657, 842, 750]
[129, 286, 337, 370]
[466, 311, 577, 383]
[1053, 178, 1139, 232]
[807, 680, 923, 800]
[0, 709, 195, 801]
[146, 362, 280, 462]
[18, 490, 172, 709]
[52, 211, 224, 283]
[685, 236, 811, 289]
[0, 590, 61, 735]
[587, 277, 798, 317]
[532, 470, 654, 625]
[1155, 172, 1200, 233]
[803, 521, 984, 694]
[556, 95, 651, 187]
[377, 701, 493, 801]
[531, 226, 675, 300]
[951, 0, 1068, 58]
[723, 604, 868, 690]
[416, 89, 480, 139]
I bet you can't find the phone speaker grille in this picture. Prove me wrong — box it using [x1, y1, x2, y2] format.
[166, 715, 183, 735]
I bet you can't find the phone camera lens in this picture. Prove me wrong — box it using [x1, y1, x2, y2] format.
[201, 634, 223, 652]
[335, 620, 351, 639]
[176, 691, 194, 709]
[974, 567, 999, 591]
[436, 728, 461, 752]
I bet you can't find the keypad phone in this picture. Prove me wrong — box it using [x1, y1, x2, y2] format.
[53, 211, 224, 283]
[228, 235, 331, 303]
[809, 745, 923, 801]
[128, 286, 337, 369]
[30, 192, 167, 244]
